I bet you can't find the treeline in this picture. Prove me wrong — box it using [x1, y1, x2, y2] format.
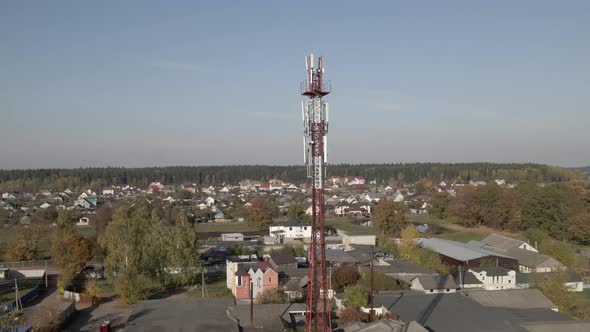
[436, 181, 590, 244]
[0, 163, 581, 192]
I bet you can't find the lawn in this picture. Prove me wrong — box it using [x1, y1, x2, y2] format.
[325, 218, 375, 235]
[188, 272, 232, 298]
[195, 222, 260, 233]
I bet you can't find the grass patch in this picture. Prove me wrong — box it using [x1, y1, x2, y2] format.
[325, 218, 375, 235]
[195, 222, 260, 233]
[435, 231, 488, 243]
[188, 272, 232, 298]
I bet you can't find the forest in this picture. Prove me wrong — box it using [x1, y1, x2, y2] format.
[0, 163, 582, 192]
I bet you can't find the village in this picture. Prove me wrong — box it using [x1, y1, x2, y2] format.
[1, 175, 589, 331]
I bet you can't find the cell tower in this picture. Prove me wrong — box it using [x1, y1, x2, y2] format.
[301, 53, 332, 332]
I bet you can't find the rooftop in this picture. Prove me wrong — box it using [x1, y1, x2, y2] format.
[419, 238, 513, 261]
[371, 291, 571, 332]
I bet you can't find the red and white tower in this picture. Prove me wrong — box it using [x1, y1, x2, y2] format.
[301, 54, 332, 332]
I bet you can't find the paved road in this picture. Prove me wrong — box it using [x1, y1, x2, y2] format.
[62, 293, 132, 332]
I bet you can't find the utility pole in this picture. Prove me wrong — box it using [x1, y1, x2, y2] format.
[14, 279, 22, 312]
[250, 281, 254, 328]
[370, 245, 375, 322]
[201, 265, 208, 298]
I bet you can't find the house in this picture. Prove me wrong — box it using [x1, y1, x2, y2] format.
[454, 267, 517, 290]
[239, 179, 259, 192]
[221, 233, 244, 242]
[205, 196, 215, 207]
[410, 275, 459, 294]
[195, 202, 208, 210]
[418, 238, 518, 270]
[76, 217, 90, 226]
[469, 240, 565, 273]
[38, 190, 52, 197]
[201, 186, 215, 194]
[74, 197, 97, 210]
[391, 190, 404, 203]
[231, 262, 279, 300]
[102, 186, 115, 196]
[52, 194, 63, 203]
[338, 230, 376, 250]
[268, 251, 298, 271]
[268, 220, 312, 243]
[358, 290, 569, 332]
[480, 234, 538, 253]
[364, 192, 384, 203]
[214, 211, 227, 221]
[257, 183, 270, 192]
[341, 319, 427, 332]
[219, 186, 231, 193]
[347, 176, 365, 186]
[285, 184, 299, 192]
[2, 193, 17, 199]
[39, 202, 52, 209]
[163, 196, 176, 203]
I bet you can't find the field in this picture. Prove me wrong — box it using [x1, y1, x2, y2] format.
[187, 272, 232, 298]
[195, 221, 259, 233]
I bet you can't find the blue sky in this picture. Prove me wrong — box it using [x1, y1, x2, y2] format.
[1, 1, 589, 169]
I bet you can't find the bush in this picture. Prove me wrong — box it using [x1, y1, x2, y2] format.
[85, 279, 103, 306]
[332, 265, 360, 292]
[343, 287, 368, 308]
[357, 270, 401, 291]
[256, 288, 288, 304]
[338, 307, 369, 324]
[115, 272, 148, 305]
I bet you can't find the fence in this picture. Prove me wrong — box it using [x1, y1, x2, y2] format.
[0, 270, 46, 312]
[0, 260, 53, 269]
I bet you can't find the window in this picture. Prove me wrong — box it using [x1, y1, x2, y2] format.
[304, 227, 307, 230]
[429, 290, 434, 293]
[257, 277, 261, 288]
[446, 289, 450, 292]
[237, 276, 242, 286]
[289, 227, 293, 230]
[269, 277, 272, 282]
[508, 280, 511, 283]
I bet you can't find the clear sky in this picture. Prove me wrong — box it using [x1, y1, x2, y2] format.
[1, 1, 589, 169]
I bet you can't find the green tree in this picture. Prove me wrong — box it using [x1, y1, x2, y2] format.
[287, 204, 306, 220]
[343, 287, 368, 308]
[247, 197, 277, 230]
[332, 265, 360, 292]
[428, 193, 450, 219]
[372, 200, 406, 236]
[398, 226, 420, 261]
[85, 279, 103, 306]
[418, 249, 449, 274]
[7, 225, 46, 261]
[357, 270, 400, 291]
[53, 233, 93, 288]
[537, 273, 575, 313]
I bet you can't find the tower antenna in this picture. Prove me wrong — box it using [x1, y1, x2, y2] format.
[301, 53, 332, 332]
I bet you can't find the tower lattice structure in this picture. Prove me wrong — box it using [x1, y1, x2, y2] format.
[301, 54, 332, 332]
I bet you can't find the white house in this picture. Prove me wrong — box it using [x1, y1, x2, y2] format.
[163, 196, 176, 203]
[39, 202, 52, 209]
[76, 217, 90, 227]
[195, 203, 208, 210]
[205, 197, 216, 207]
[102, 186, 115, 196]
[457, 267, 517, 290]
[269, 220, 312, 243]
